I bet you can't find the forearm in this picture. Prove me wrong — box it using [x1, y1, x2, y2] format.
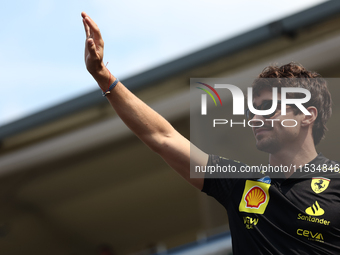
[82, 12, 206, 190]
[93, 66, 176, 151]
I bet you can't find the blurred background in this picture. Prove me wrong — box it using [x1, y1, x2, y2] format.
[1, 0, 340, 254]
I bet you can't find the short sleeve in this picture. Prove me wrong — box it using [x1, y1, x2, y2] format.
[201, 154, 247, 206]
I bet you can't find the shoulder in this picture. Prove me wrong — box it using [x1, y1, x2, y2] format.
[208, 154, 247, 167]
[202, 154, 260, 203]
[314, 154, 340, 177]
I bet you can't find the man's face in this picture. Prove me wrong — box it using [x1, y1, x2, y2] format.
[251, 90, 303, 154]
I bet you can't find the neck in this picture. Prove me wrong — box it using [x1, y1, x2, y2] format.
[269, 140, 317, 178]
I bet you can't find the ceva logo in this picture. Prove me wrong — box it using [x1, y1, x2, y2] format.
[297, 229, 324, 242]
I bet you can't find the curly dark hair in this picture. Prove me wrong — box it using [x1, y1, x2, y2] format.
[252, 62, 332, 145]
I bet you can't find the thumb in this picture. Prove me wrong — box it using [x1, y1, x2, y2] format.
[87, 38, 97, 57]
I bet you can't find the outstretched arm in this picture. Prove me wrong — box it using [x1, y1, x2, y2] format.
[81, 12, 207, 190]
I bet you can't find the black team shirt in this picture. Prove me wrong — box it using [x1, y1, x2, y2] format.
[201, 153, 340, 255]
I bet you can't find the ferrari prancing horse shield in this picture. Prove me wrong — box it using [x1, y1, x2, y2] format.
[311, 177, 330, 194]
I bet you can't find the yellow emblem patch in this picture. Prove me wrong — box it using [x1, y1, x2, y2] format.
[311, 177, 330, 194]
[239, 180, 270, 214]
[305, 201, 324, 216]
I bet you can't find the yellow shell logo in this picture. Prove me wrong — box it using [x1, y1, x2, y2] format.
[245, 186, 266, 208]
[239, 180, 270, 214]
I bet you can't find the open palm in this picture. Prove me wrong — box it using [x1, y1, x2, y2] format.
[81, 12, 104, 75]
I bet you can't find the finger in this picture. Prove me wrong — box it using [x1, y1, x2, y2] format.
[87, 38, 98, 58]
[84, 13, 96, 24]
[81, 11, 88, 19]
[82, 18, 90, 38]
[84, 16, 102, 38]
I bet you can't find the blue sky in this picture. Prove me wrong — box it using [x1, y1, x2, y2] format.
[0, 0, 327, 126]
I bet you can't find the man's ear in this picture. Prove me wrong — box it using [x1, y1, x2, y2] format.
[301, 106, 317, 127]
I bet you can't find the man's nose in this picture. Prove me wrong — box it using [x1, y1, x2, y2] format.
[250, 114, 266, 121]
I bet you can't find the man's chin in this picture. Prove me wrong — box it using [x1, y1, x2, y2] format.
[255, 142, 269, 153]
[255, 138, 280, 154]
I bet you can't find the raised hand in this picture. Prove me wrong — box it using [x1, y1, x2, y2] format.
[81, 12, 107, 79]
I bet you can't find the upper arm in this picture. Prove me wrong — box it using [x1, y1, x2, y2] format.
[155, 130, 208, 190]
